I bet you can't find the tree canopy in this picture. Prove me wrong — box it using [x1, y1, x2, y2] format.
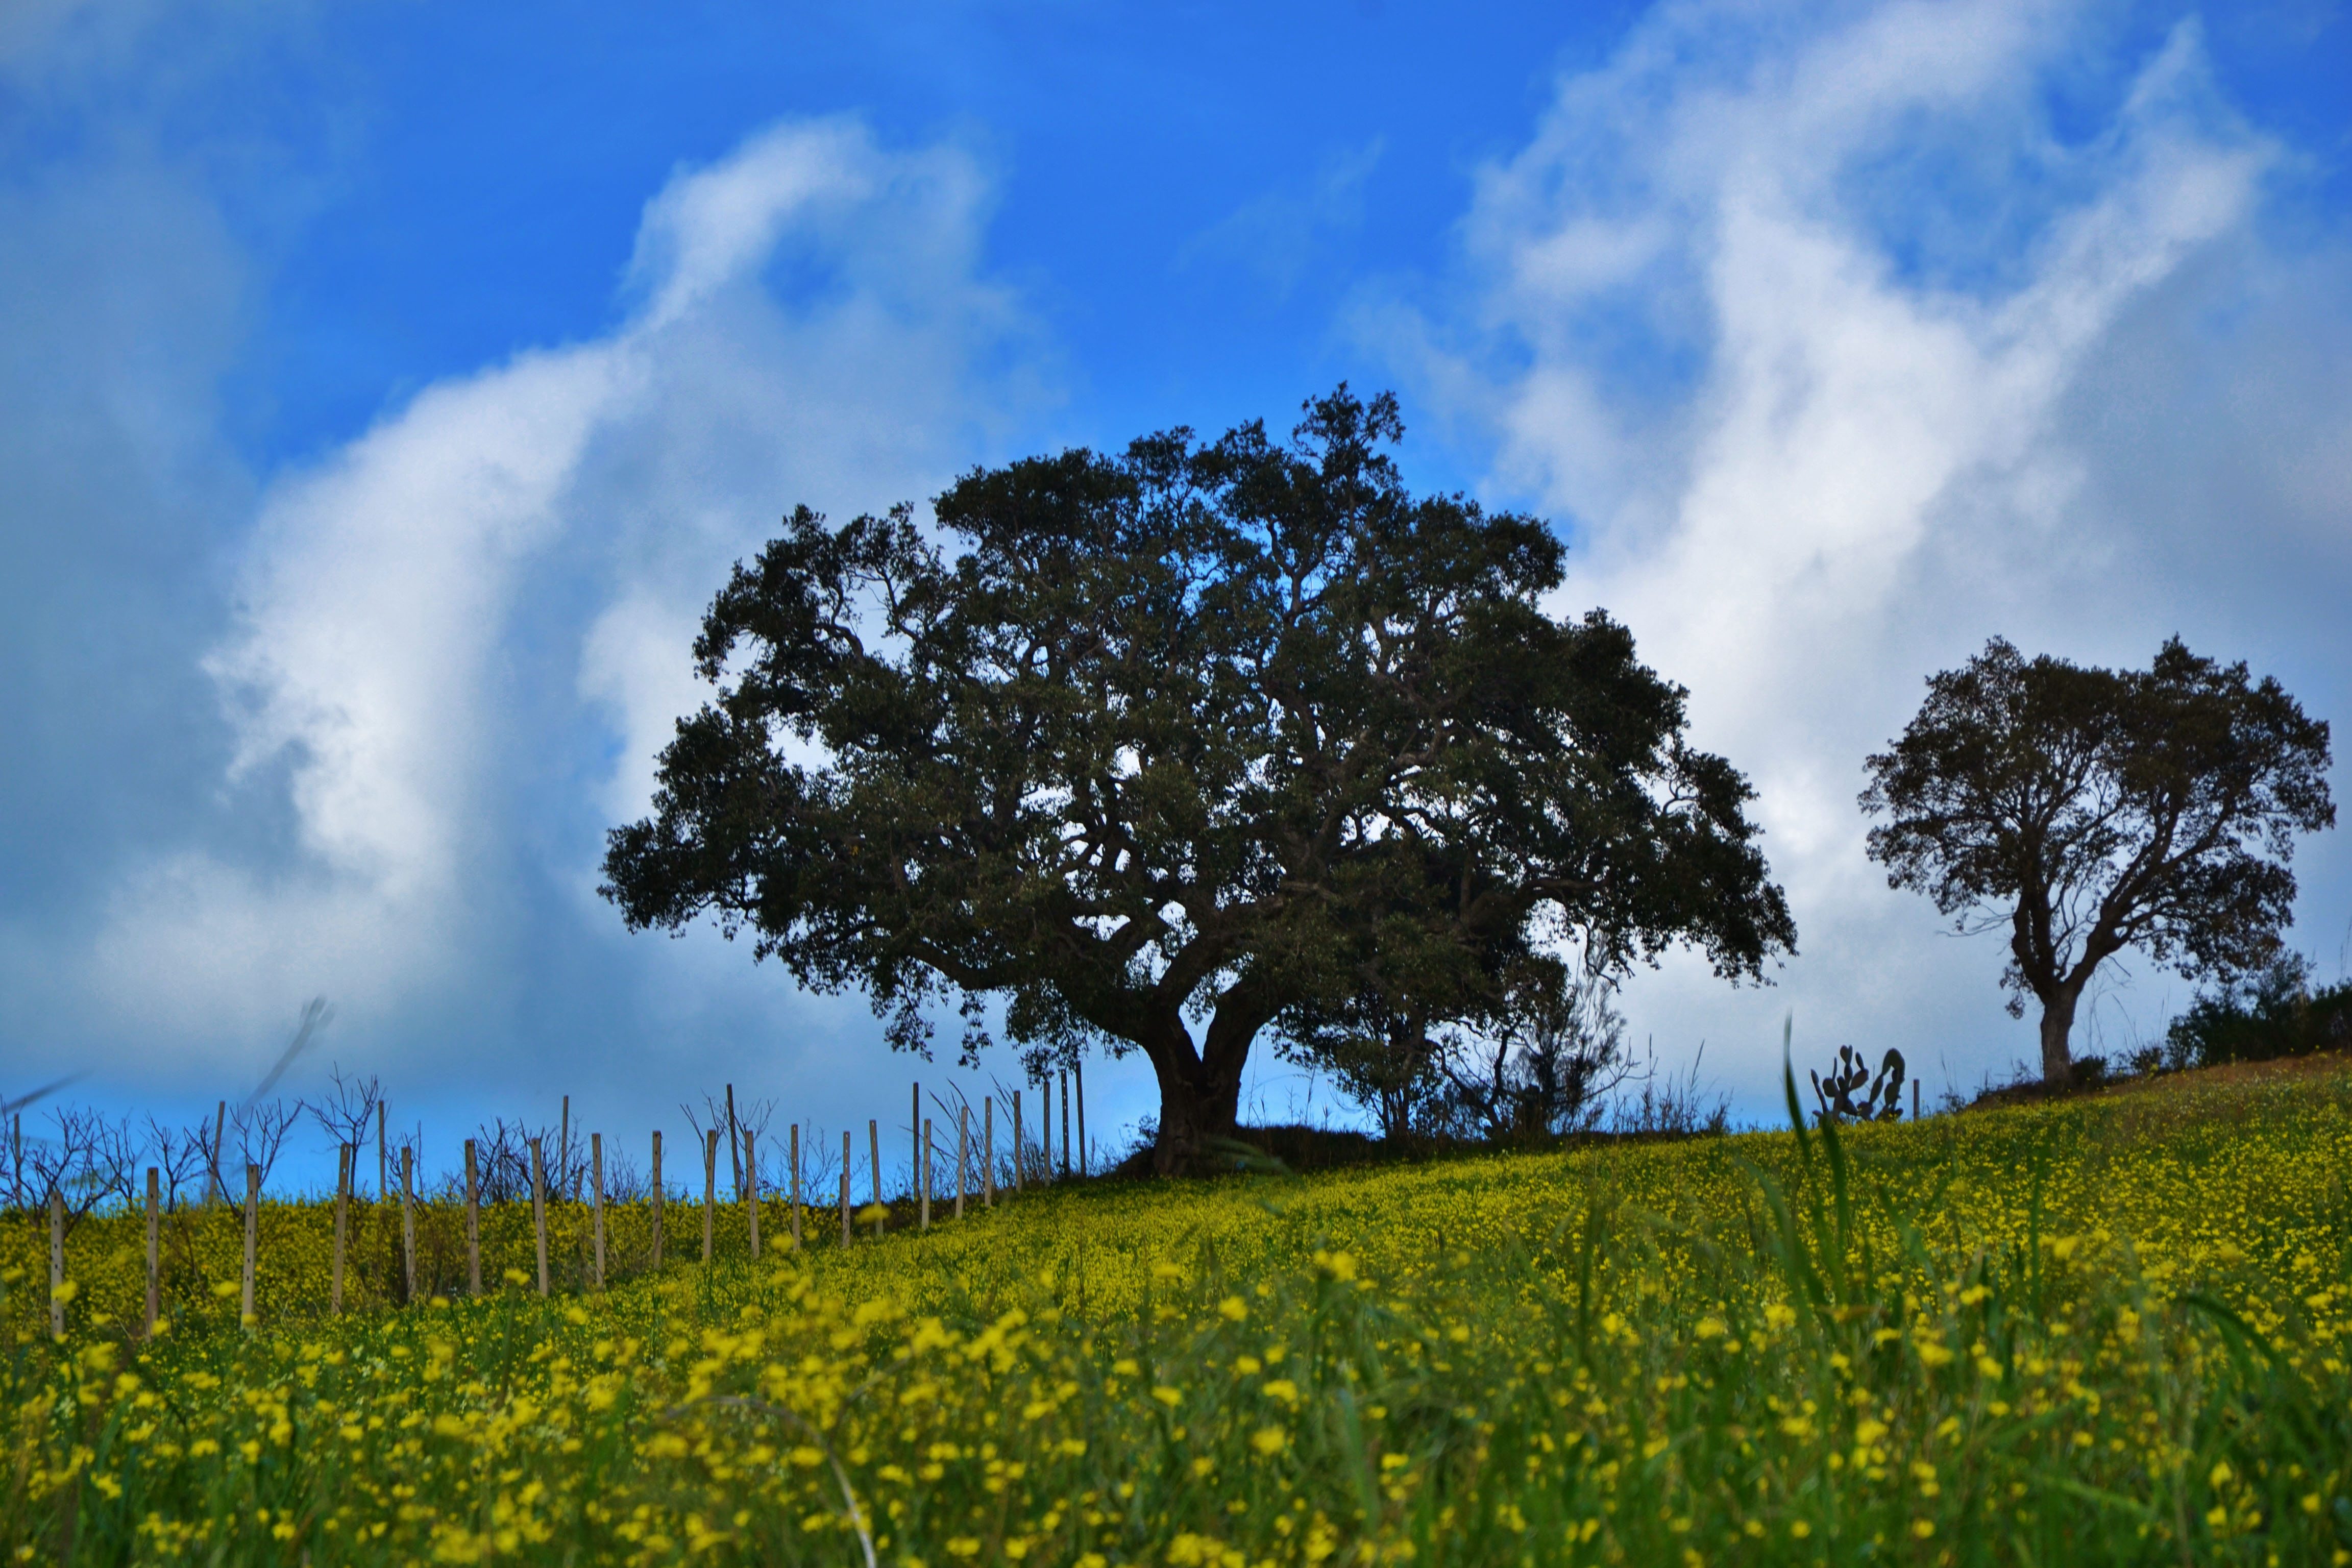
[602, 387, 1796, 1170]
[1860, 635, 2333, 1083]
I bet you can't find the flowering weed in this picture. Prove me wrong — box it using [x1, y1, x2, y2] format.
[3, 1061, 2349, 1563]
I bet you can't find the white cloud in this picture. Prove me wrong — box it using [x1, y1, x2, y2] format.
[1403, 0, 2349, 1102]
[91, 117, 1040, 1059]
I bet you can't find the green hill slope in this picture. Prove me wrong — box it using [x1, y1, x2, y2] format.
[6, 1059, 2350, 1564]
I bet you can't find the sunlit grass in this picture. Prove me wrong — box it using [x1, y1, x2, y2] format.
[5, 1060, 2350, 1564]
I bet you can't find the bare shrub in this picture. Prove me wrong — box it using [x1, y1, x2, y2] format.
[1432, 971, 1636, 1144]
[308, 1065, 384, 1189]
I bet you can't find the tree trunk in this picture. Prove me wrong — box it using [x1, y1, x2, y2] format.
[1146, 1057, 1242, 1175]
[1138, 1008, 1258, 1175]
[2037, 986, 2080, 1084]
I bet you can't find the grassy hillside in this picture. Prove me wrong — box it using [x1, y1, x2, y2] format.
[5, 1060, 2350, 1564]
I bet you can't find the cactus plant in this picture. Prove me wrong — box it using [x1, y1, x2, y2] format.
[1810, 1045, 1905, 1124]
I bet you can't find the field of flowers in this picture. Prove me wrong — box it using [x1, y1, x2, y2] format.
[5, 1058, 2351, 1565]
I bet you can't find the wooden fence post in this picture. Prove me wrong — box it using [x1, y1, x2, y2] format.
[726, 1084, 741, 1198]
[745, 1129, 760, 1260]
[910, 1082, 920, 1205]
[241, 1163, 260, 1329]
[530, 1137, 549, 1296]
[333, 1144, 350, 1314]
[701, 1130, 717, 1264]
[1040, 1083, 1050, 1181]
[650, 1130, 665, 1269]
[984, 1098, 994, 1208]
[1013, 1090, 1024, 1192]
[48, 1190, 63, 1337]
[144, 1166, 160, 1337]
[920, 1119, 932, 1231]
[868, 1119, 883, 1238]
[206, 1099, 227, 1208]
[789, 1122, 801, 1251]
[955, 1106, 968, 1220]
[368, 1104, 384, 1293]
[591, 1132, 606, 1290]
[401, 1145, 416, 1303]
[464, 1139, 480, 1296]
[1076, 1059, 1087, 1177]
[841, 1131, 852, 1246]
[1060, 1072, 1071, 1179]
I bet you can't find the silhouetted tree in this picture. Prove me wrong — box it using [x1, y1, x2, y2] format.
[603, 388, 1796, 1171]
[1861, 636, 2332, 1084]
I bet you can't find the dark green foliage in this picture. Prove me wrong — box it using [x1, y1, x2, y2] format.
[2155, 953, 2352, 1070]
[1861, 636, 2333, 1084]
[603, 388, 1795, 1170]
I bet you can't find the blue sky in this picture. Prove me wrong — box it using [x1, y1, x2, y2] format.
[5, 0, 2349, 1182]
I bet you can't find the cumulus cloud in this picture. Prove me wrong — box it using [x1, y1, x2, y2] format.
[0, 137, 258, 1064]
[1399, 0, 2352, 1101]
[87, 118, 1040, 1070]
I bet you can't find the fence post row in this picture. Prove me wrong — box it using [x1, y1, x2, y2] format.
[207, 1099, 226, 1208]
[241, 1163, 260, 1329]
[530, 1137, 549, 1297]
[464, 1139, 480, 1297]
[592, 1131, 607, 1290]
[701, 1130, 717, 1265]
[27, 1079, 1094, 1336]
[48, 1190, 63, 1338]
[725, 1083, 741, 1200]
[401, 1145, 416, 1304]
[144, 1166, 160, 1338]
[650, 1129, 664, 1269]
[333, 1144, 350, 1315]
[745, 1128, 760, 1260]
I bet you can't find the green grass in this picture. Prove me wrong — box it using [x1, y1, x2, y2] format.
[5, 1058, 2351, 1565]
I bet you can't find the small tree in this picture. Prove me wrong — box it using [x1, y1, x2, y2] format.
[1270, 868, 1561, 1143]
[1861, 636, 2332, 1084]
[2160, 953, 2352, 1070]
[309, 1063, 382, 1185]
[605, 388, 1795, 1171]
[1276, 988, 1450, 1144]
[1429, 965, 1634, 1143]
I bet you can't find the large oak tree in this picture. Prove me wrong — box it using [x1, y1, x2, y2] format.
[1861, 636, 2333, 1084]
[602, 389, 1795, 1170]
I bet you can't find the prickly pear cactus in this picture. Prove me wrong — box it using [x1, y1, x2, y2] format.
[1810, 1046, 1906, 1123]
